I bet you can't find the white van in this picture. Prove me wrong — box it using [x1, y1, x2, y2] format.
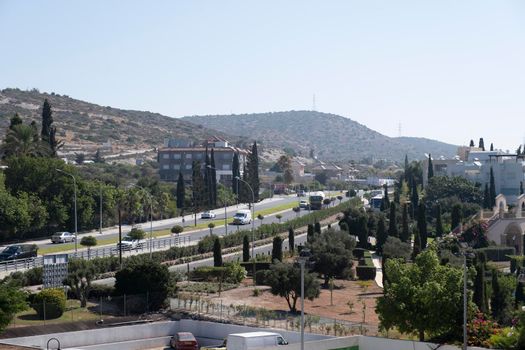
[226, 332, 288, 350]
[232, 209, 252, 225]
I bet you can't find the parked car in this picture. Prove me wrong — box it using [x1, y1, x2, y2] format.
[116, 235, 145, 250]
[170, 332, 199, 350]
[200, 211, 216, 219]
[0, 244, 38, 261]
[51, 231, 76, 244]
[299, 200, 309, 209]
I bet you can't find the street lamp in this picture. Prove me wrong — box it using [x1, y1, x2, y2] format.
[456, 246, 475, 350]
[207, 165, 228, 235]
[297, 248, 311, 350]
[56, 169, 78, 254]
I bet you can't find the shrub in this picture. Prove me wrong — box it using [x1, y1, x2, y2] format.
[171, 225, 184, 234]
[356, 266, 376, 280]
[476, 247, 516, 262]
[240, 262, 271, 275]
[32, 288, 66, 319]
[255, 270, 271, 285]
[88, 284, 115, 299]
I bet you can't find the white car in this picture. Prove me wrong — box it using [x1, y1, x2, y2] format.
[117, 236, 145, 250]
[201, 211, 216, 219]
[51, 232, 76, 244]
[299, 200, 309, 209]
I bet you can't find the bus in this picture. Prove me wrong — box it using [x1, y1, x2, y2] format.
[370, 194, 384, 211]
[308, 191, 325, 210]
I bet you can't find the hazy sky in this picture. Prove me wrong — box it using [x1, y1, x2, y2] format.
[1, 1, 524, 151]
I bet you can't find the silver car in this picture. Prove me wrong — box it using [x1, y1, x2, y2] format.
[51, 231, 75, 244]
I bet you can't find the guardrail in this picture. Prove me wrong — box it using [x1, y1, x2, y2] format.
[0, 235, 191, 273]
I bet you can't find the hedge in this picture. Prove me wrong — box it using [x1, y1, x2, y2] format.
[352, 248, 366, 259]
[32, 288, 66, 319]
[475, 247, 516, 262]
[356, 266, 376, 280]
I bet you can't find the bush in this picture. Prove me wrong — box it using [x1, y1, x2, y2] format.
[356, 266, 376, 280]
[32, 288, 66, 319]
[255, 270, 271, 285]
[88, 284, 115, 299]
[240, 262, 271, 276]
[476, 247, 516, 262]
[171, 225, 184, 234]
[190, 263, 246, 284]
[352, 248, 365, 259]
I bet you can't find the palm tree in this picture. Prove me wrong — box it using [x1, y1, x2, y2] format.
[2, 124, 50, 158]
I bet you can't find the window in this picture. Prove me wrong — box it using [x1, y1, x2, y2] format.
[185, 154, 192, 159]
[173, 153, 181, 159]
[162, 164, 169, 169]
[162, 154, 169, 159]
[195, 153, 203, 159]
[173, 164, 180, 170]
[222, 164, 230, 170]
[185, 164, 192, 169]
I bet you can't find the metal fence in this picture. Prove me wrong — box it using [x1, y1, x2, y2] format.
[0, 235, 191, 273]
[170, 295, 377, 336]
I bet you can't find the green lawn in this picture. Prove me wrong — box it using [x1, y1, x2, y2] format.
[39, 201, 299, 255]
[11, 299, 100, 327]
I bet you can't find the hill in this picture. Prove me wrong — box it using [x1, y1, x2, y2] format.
[183, 111, 457, 161]
[0, 88, 234, 156]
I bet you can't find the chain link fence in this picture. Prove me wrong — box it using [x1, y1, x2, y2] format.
[170, 295, 377, 336]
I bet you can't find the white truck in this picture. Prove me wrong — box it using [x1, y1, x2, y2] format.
[232, 209, 252, 225]
[226, 331, 288, 350]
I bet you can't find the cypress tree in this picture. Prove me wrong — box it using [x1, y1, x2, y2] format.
[517, 145, 522, 156]
[411, 182, 419, 216]
[491, 271, 502, 321]
[210, 148, 217, 206]
[314, 221, 321, 234]
[451, 204, 462, 231]
[483, 183, 491, 209]
[435, 204, 444, 238]
[192, 161, 205, 209]
[247, 141, 260, 202]
[417, 203, 427, 250]
[242, 235, 250, 262]
[412, 227, 421, 259]
[469, 139, 475, 147]
[382, 184, 390, 210]
[490, 143, 494, 151]
[489, 167, 496, 207]
[393, 186, 400, 204]
[479, 137, 485, 151]
[213, 237, 223, 267]
[400, 203, 410, 242]
[376, 215, 387, 254]
[288, 228, 295, 254]
[520, 181, 523, 195]
[357, 216, 369, 249]
[271, 236, 283, 262]
[427, 154, 434, 180]
[232, 152, 240, 196]
[307, 224, 315, 242]
[41, 99, 53, 143]
[388, 202, 398, 238]
[404, 154, 409, 176]
[176, 172, 185, 213]
[473, 259, 487, 313]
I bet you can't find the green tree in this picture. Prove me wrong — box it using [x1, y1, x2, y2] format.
[425, 176, 483, 206]
[192, 160, 205, 210]
[314, 221, 321, 234]
[307, 224, 315, 242]
[242, 234, 250, 262]
[381, 184, 390, 211]
[232, 152, 240, 196]
[115, 257, 170, 310]
[483, 183, 490, 209]
[128, 227, 145, 240]
[288, 228, 295, 254]
[427, 154, 434, 180]
[266, 262, 320, 313]
[2, 123, 49, 158]
[208, 222, 215, 235]
[400, 203, 410, 242]
[93, 149, 104, 163]
[489, 167, 496, 208]
[491, 271, 516, 325]
[80, 236, 97, 260]
[176, 172, 185, 214]
[451, 204, 462, 231]
[411, 181, 419, 215]
[307, 229, 355, 286]
[417, 203, 427, 250]
[357, 216, 368, 249]
[0, 283, 27, 331]
[377, 249, 469, 341]
[246, 141, 260, 201]
[171, 225, 183, 235]
[479, 137, 485, 151]
[469, 139, 475, 147]
[376, 215, 387, 254]
[473, 253, 487, 313]
[388, 202, 398, 238]
[412, 227, 421, 259]
[435, 204, 444, 238]
[64, 258, 95, 307]
[40, 99, 62, 156]
[490, 143, 494, 151]
[213, 236, 222, 267]
[271, 236, 283, 262]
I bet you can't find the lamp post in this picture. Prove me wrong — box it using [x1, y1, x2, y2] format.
[236, 176, 255, 283]
[133, 185, 153, 259]
[297, 248, 311, 350]
[56, 169, 78, 254]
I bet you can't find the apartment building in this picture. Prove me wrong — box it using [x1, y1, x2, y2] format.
[158, 138, 248, 185]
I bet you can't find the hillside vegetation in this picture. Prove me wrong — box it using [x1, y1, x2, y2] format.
[183, 111, 457, 161]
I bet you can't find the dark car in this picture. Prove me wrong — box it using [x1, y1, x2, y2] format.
[0, 244, 38, 261]
[170, 332, 199, 350]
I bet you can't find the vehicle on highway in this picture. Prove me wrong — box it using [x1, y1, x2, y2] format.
[308, 191, 325, 210]
[299, 200, 308, 209]
[170, 332, 199, 350]
[51, 231, 76, 244]
[200, 211, 216, 219]
[232, 209, 251, 225]
[297, 190, 306, 197]
[226, 332, 288, 350]
[116, 235, 145, 250]
[0, 244, 38, 261]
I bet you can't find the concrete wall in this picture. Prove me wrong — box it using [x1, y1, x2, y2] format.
[260, 336, 360, 350]
[359, 336, 487, 350]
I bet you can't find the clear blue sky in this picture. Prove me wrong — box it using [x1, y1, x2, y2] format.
[1, 1, 524, 152]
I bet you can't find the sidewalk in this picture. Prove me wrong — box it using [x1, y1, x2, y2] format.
[371, 252, 383, 288]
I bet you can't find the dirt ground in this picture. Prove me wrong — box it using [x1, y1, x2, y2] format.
[203, 277, 382, 331]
